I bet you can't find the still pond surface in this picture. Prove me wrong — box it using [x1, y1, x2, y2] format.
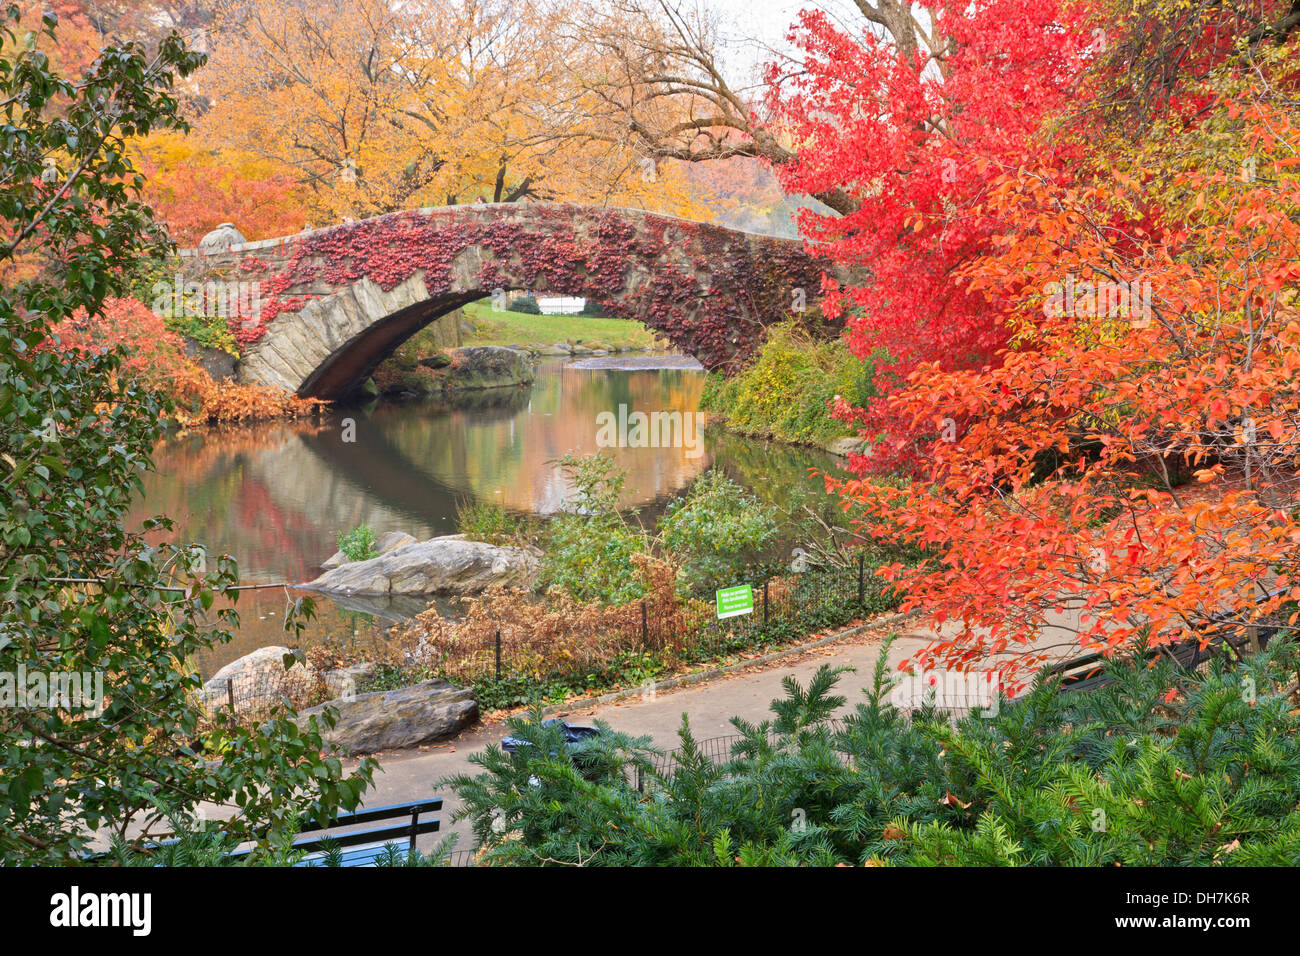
[131, 357, 845, 675]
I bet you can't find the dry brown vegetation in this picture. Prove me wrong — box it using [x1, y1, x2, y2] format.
[171, 364, 326, 425]
[384, 555, 713, 683]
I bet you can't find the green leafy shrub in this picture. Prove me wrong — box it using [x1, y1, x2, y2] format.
[701, 321, 881, 447]
[164, 311, 239, 355]
[658, 469, 778, 593]
[447, 636, 1300, 865]
[456, 499, 536, 546]
[337, 524, 379, 562]
[539, 453, 648, 605]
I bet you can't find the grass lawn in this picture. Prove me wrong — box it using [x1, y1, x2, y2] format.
[461, 299, 660, 350]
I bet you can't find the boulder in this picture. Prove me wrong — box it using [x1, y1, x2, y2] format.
[305, 534, 540, 596]
[182, 338, 238, 382]
[200, 645, 318, 710]
[828, 436, 869, 458]
[418, 351, 452, 369]
[536, 344, 571, 356]
[442, 346, 535, 390]
[321, 530, 417, 571]
[297, 679, 478, 754]
[323, 661, 380, 698]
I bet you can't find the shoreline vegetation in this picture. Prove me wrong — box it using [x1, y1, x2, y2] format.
[277, 456, 898, 712]
[700, 320, 879, 455]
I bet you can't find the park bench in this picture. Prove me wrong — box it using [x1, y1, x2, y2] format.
[274, 798, 444, 867]
[90, 797, 445, 867]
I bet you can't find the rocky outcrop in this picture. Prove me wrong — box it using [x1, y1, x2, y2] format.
[297, 679, 478, 754]
[373, 345, 533, 395]
[182, 338, 238, 382]
[827, 436, 869, 458]
[567, 354, 702, 371]
[200, 645, 318, 710]
[304, 534, 540, 596]
[321, 530, 417, 571]
[441, 346, 534, 391]
[323, 661, 379, 698]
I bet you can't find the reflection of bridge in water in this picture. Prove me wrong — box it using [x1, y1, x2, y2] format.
[142, 362, 721, 589]
[139, 361, 847, 676]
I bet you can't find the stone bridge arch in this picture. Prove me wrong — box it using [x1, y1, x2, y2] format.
[179, 202, 846, 400]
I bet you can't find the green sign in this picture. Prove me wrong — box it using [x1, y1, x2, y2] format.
[715, 585, 754, 620]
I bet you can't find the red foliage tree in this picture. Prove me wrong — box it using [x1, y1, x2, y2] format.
[834, 78, 1300, 688]
[768, 0, 1096, 473]
[48, 296, 191, 391]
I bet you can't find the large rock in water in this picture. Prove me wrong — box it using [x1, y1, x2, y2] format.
[321, 530, 417, 571]
[827, 436, 869, 458]
[305, 534, 539, 596]
[443, 346, 534, 390]
[297, 679, 478, 754]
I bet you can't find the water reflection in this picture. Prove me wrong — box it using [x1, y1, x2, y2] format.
[131, 358, 846, 673]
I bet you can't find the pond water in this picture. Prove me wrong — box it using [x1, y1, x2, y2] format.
[130, 356, 847, 675]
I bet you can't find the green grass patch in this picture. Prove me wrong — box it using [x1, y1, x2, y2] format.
[461, 299, 659, 350]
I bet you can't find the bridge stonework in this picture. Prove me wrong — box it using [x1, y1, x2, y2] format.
[179, 202, 839, 400]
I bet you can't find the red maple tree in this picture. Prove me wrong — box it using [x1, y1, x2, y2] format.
[768, 0, 1096, 473]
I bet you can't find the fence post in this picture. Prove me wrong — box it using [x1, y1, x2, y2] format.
[763, 580, 769, 625]
[494, 629, 502, 682]
[857, 553, 865, 607]
[641, 600, 649, 651]
[226, 677, 235, 712]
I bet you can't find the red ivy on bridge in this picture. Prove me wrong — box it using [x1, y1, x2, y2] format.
[225, 205, 827, 371]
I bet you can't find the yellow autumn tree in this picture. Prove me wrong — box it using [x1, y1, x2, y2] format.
[194, 0, 711, 226]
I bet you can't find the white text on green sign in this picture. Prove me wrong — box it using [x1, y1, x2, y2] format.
[716, 585, 754, 619]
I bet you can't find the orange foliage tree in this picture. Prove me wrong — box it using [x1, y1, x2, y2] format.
[49, 297, 321, 424]
[836, 67, 1300, 688]
[48, 296, 192, 391]
[135, 133, 308, 244]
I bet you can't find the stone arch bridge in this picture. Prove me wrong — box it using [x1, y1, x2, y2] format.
[179, 202, 848, 400]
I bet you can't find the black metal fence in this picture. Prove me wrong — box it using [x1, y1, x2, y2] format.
[196, 557, 890, 724]
[196, 661, 342, 725]
[426, 557, 891, 698]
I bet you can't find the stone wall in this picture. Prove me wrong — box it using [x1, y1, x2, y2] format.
[180, 202, 852, 399]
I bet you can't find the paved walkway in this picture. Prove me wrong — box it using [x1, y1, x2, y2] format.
[356, 615, 948, 855]
[92, 606, 1077, 857]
